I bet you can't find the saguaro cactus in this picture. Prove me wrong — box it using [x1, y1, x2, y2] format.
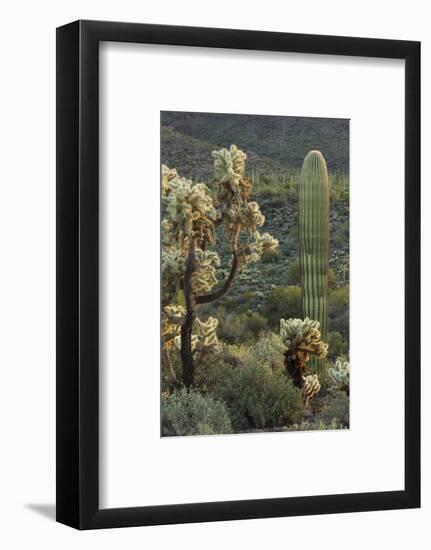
[299, 150, 330, 340]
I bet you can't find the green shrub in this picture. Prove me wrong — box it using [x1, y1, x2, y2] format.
[253, 332, 286, 370]
[334, 219, 349, 249]
[316, 391, 349, 427]
[327, 331, 348, 360]
[286, 419, 345, 431]
[213, 360, 304, 431]
[263, 285, 302, 326]
[287, 258, 301, 285]
[329, 285, 349, 308]
[217, 310, 268, 343]
[245, 312, 268, 336]
[161, 388, 233, 436]
[261, 250, 281, 264]
[328, 285, 349, 338]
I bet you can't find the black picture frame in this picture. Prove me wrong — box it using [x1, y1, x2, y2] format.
[56, 20, 420, 530]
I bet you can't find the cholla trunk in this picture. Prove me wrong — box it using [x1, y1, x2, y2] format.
[284, 352, 306, 388]
[181, 241, 196, 387]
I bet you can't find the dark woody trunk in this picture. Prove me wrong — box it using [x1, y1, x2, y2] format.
[180, 228, 240, 386]
[181, 240, 196, 387]
[284, 352, 305, 388]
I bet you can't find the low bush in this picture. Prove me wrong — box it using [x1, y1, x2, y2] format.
[327, 331, 348, 360]
[263, 285, 302, 326]
[161, 388, 233, 436]
[328, 285, 349, 338]
[287, 258, 301, 285]
[315, 391, 349, 428]
[253, 332, 286, 371]
[286, 419, 345, 431]
[217, 310, 268, 343]
[212, 359, 304, 431]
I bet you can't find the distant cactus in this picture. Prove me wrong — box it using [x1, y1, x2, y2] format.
[328, 357, 349, 394]
[299, 151, 330, 342]
[279, 317, 328, 388]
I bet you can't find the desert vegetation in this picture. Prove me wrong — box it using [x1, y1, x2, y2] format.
[160, 113, 349, 436]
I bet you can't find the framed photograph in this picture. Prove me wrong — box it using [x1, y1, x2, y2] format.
[56, 20, 420, 529]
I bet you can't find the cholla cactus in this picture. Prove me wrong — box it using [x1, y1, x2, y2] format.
[161, 164, 178, 196]
[193, 316, 221, 359]
[280, 317, 328, 388]
[161, 246, 186, 303]
[302, 374, 321, 406]
[161, 146, 278, 386]
[248, 231, 279, 262]
[328, 358, 349, 393]
[192, 249, 220, 295]
[162, 171, 217, 247]
[280, 318, 328, 361]
[174, 316, 220, 360]
[212, 144, 248, 195]
[162, 304, 185, 349]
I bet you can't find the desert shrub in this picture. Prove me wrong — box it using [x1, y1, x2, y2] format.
[327, 331, 348, 360]
[334, 219, 349, 249]
[212, 359, 304, 431]
[263, 285, 302, 326]
[253, 332, 286, 370]
[286, 419, 345, 431]
[316, 391, 349, 428]
[328, 285, 349, 338]
[161, 388, 232, 436]
[261, 249, 281, 264]
[217, 311, 268, 343]
[329, 285, 349, 308]
[287, 258, 301, 285]
[327, 268, 336, 290]
[330, 173, 349, 204]
[245, 312, 268, 336]
[218, 332, 285, 371]
[220, 291, 260, 314]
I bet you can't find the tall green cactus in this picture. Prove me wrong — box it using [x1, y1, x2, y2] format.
[299, 150, 330, 341]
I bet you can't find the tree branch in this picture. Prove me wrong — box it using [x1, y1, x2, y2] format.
[195, 252, 238, 305]
[196, 225, 240, 305]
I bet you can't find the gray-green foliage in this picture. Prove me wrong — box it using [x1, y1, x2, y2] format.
[327, 331, 348, 361]
[212, 353, 304, 431]
[161, 388, 232, 436]
[317, 391, 349, 427]
[263, 285, 303, 326]
[287, 257, 301, 285]
[216, 310, 268, 343]
[286, 419, 345, 431]
[328, 286, 349, 339]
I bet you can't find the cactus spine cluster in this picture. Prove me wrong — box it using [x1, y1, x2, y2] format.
[279, 317, 328, 405]
[299, 150, 330, 341]
[302, 374, 321, 406]
[328, 358, 349, 394]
